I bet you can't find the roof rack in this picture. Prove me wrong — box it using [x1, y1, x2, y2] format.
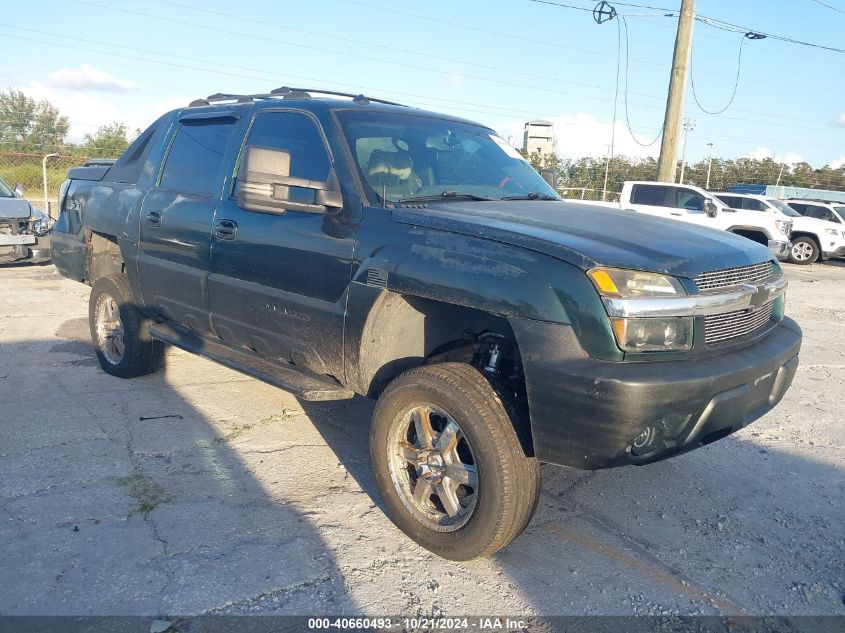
[187, 87, 407, 108]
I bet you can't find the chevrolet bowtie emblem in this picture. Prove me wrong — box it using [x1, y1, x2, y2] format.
[743, 283, 770, 309]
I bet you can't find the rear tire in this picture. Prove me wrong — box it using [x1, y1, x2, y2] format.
[788, 237, 819, 265]
[370, 362, 540, 560]
[89, 275, 164, 378]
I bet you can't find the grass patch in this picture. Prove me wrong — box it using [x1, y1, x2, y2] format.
[114, 471, 173, 517]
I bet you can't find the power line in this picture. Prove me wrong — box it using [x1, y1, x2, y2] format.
[689, 34, 745, 115]
[619, 15, 662, 146]
[808, 0, 845, 14]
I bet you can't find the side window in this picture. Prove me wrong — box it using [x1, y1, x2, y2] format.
[804, 205, 827, 220]
[742, 198, 766, 211]
[718, 195, 740, 209]
[159, 120, 236, 196]
[630, 184, 669, 206]
[788, 203, 806, 214]
[239, 110, 331, 187]
[675, 188, 705, 211]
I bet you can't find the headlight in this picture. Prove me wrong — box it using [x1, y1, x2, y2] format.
[588, 268, 692, 352]
[587, 268, 685, 298]
[610, 316, 693, 352]
[775, 220, 792, 236]
[824, 228, 838, 236]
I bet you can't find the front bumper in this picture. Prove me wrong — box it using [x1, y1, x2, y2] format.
[0, 234, 51, 263]
[510, 317, 802, 470]
[768, 239, 790, 260]
[822, 245, 845, 260]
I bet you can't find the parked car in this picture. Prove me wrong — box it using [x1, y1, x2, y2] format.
[715, 192, 845, 265]
[0, 178, 52, 264]
[611, 181, 793, 260]
[50, 87, 802, 560]
[783, 199, 845, 263]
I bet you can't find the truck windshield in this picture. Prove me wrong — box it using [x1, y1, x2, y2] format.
[0, 179, 14, 198]
[768, 199, 800, 217]
[337, 110, 559, 204]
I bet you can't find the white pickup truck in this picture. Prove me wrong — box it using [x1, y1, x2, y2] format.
[601, 181, 793, 261]
[715, 192, 845, 265]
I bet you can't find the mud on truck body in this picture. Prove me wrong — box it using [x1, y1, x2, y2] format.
[51, 88, 802, 560]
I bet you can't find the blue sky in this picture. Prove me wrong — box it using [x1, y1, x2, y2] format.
[2, 0, 844, 168]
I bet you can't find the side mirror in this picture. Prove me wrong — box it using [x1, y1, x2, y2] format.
[13, 183, 23, 197]
[235, 146, 343, 215]
[539, 169, 558, 190]
[704, 199, 719, 217]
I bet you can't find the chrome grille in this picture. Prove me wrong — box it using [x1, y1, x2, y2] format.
[694, 261, 775, 292]
[704, 300, 775, 346]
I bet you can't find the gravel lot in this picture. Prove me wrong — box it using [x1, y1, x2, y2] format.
[0, 260, 843, 618]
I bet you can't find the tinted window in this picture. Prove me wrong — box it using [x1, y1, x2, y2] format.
[806, 206, 837, 222]
[675, 188, 705, 211]
[787, 202, 806, 213]
[742, 198, 766, 211]
[717, 195, 740, 209]
[159, 120, 236, 195]
[242, 110, 331, 183]
[631, 184, 669, 206]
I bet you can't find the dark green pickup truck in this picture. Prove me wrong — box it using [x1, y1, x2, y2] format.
[51, 88, 801, 559]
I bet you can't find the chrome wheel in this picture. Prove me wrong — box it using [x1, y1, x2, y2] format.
[791, 241, 814, 262]
[94, 292, 125, 365]
[387, 404, 479, 532]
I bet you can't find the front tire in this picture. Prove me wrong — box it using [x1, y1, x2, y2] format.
[89, 275, 164, 378]
[788, 237, 819, 265]
[370, 362, 539, 560]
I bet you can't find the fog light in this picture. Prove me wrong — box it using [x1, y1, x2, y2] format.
[631, 426, 660, 456]
[611, 316, 693, 352]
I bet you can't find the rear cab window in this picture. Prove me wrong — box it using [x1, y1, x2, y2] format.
[159, 118, 238, 196]
[630, 184, 670, 206]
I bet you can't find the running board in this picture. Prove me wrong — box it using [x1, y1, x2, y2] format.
[148, 323, 355, 401]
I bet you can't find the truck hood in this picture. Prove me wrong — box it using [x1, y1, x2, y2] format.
[392, 200, 775, 278]
[0, 198, 32, 219]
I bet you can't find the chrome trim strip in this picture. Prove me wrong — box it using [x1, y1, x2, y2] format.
[603, 276, 787, 318]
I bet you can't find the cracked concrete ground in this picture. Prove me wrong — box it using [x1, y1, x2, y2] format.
[0, 261, 843, 617]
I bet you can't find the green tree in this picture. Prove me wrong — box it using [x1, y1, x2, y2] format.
[81, 122, 132, 158]
[0, 88, 69, 153]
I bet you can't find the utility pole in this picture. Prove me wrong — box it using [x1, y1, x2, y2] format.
[679, 117, 695, 184]
[602, 144, 612, 201]
[656, 0, 696, 182]
[705, 142, 714, 189]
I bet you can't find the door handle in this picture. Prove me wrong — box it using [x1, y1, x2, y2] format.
[214, 219, 238, 240]
[146, 211, 162, 227]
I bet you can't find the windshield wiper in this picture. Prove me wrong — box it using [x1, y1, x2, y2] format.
[501, 192, 559, 201]
[398, 191, 495, 203]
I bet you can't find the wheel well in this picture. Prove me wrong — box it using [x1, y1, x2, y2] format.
[729, 229, 769, 246]
[85, 230, 125, 283]
[355, 293, 532, 453]
[790, 232, 820, 251]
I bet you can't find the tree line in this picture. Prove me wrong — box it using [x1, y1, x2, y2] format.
[528, 150, 845, 199]
[0, 88, 135, 159]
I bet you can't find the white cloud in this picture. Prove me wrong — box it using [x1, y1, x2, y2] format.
[15, 82, 146, 143]
[835, 113, 845, 126]
[743, 147, 804, 165]
[829, 156, 845, 169]
[496, 113, 661, 160]
[45, 64, 138, 93]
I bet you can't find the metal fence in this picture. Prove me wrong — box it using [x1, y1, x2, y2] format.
[559, 187, 621, 202]
[0, 152, 91, 217]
